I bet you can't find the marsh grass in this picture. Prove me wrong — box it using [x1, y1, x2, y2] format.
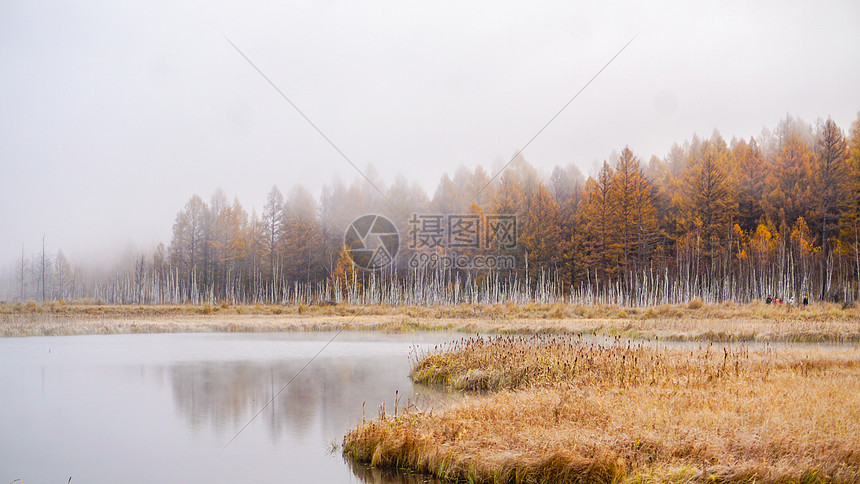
[1, 301, 858, 342]
[0, 312, 459, 337]
[3, 300, 859, 322]
[344, 335, 860, 483]
[410, 334, 859, 391]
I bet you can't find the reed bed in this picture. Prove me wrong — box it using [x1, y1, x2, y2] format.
[344, 335, 860, 483]
[411, 334, 860, 391]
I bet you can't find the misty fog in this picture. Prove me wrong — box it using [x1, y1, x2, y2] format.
[2, 0, 859, 302]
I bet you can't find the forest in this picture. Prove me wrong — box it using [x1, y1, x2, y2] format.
[5, 113, 860, 307]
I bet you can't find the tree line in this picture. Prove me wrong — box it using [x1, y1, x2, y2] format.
[4, 113, 860, 306]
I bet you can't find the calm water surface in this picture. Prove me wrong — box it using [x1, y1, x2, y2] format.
[0, 331, 462, 483]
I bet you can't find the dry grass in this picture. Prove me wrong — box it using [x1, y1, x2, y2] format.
[0, 312, 462, 337]
[1, 301, 858, 342]
[410, 334, 859, 391]
[2, 299, 858, 322]
[344, 336, 860, 483]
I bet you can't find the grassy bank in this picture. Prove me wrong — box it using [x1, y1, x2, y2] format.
[1, 301, 859, 341]
[4, 299, 860, 322]
[344, 335, 860, 483]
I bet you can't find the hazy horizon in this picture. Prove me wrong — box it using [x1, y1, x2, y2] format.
[2, 0, 860, 266]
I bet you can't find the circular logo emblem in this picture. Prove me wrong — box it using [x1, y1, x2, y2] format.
[344, 214, 399, 270]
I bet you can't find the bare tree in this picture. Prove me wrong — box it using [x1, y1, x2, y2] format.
[262, 186, 285, 298]
[53, 250, 72, 300]
[39, 235, 52, 302]
[19, 245, 26, 301]
[134, 254, 147, 304]
[170, 195, 208, 302]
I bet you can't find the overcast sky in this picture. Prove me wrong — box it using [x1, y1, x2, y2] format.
[1, 0, 859, 265]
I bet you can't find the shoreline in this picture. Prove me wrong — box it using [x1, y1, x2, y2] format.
[2, 302, 859, 342]
[2, 317, 859, 343]
[343, 335, 860, 483]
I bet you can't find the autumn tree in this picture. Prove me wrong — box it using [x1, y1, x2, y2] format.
[319, 176, 368, 275]
[841, 112, 860, 293]
[647, 145, 687, 241]
[610, 147, 657, 276]
[579, 161, 619, 279]
[790, 217, 817, 298]
[469, 166, 494, 208]
[331, 245, 357, 297]
[489, 171, 526, 216]
[431, 173, 462, 215]
[747, 223, 779, 296]
[548, 164, 584, 203]
[558, 182, 586, 287]
[812, 118, 849, 299]
[520, 184, 562, 277]
[210, 198, 249, 301]
[731, 137, 767, 231]
[764, 130, 814, 225]
[170, 194, 208, 301]
[386, 174, 430, 272]
[683, 138, 737, 272]
[9, 113, 860, 306]
[632, 164, 659, 270]
[281, 186, 324, 283]
[613, 147, 638, 273]
[488, 171, 528, 273]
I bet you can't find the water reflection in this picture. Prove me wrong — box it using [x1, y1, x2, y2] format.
[5, 332, 851, 484]
[0, 332, 459, 483]
[161, 333, 456, 483]
[346, 457, 438, 484]
[168, 357, 451, 443]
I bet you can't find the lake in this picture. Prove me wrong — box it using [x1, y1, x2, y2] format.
[0, 331, 461, 483]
